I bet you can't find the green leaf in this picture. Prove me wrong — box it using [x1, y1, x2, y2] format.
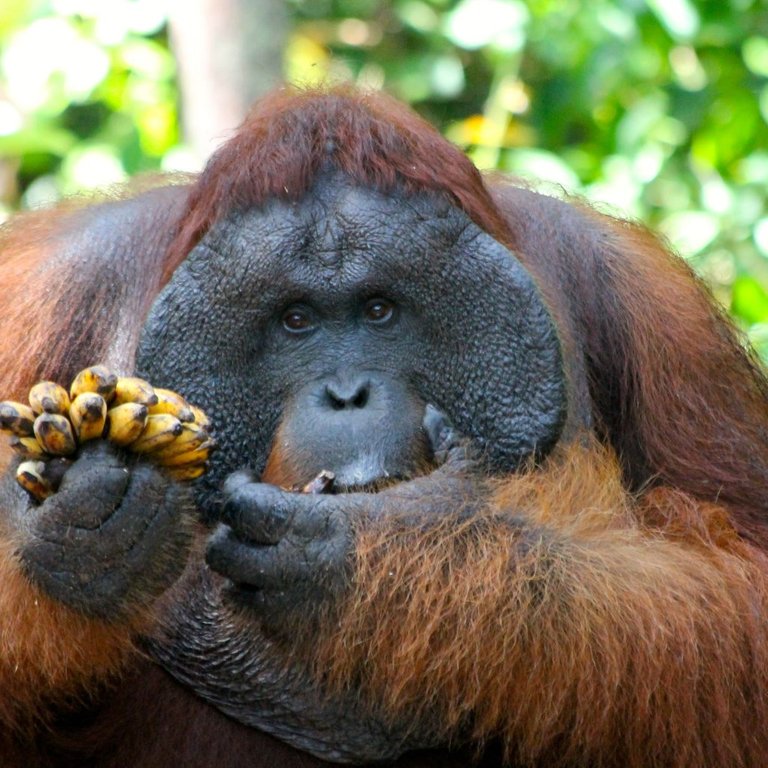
[731, 276, 768, 325]
[0, 125, 76, 157]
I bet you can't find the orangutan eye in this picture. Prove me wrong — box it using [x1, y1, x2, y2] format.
[363, 298, 395, 325]
[282, 307, 315, 334]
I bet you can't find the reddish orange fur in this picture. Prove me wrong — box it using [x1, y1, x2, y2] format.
[0, 189, 185, 738]
[0, 183, 187, 396]
[0, 448, 152, 735]
[491, 185, 768, 545]
[261, 441, 304, 489]
[0, 209, 70, 398]
[596, 217, 768, 542]
[0, 210, 144, 731]
[316, 441, 768, 767]
[164, 85, 518, 279]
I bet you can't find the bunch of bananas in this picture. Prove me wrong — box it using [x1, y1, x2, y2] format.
[0, 366, 215, 501]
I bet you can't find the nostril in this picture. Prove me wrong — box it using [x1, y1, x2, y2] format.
[326, 387, 346, 411]
[352, 387, 369, 408]
[325, 379, 371, 410]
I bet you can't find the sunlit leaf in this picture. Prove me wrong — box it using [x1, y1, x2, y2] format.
[755, 218, 768, 258]
[0, 0, 32, 36]
[644, 0, 699, 41]
[742, 36, 768, 77]
[0, 125, 75, 157]
[748, 323, 768, 362]
[659, 210, 719, 256]
[1, 0, 766, 346]
[60, 144, 126, 191]
[444, 0, 529, 51]
[502, 148, 581, 188]
[732, 276, 768, 325]
[284, 32, 331, 85]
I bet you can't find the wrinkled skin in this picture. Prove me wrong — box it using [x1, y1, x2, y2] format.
[205, 406, 475, 628]
[8, 172, 567, 761]
[1, 442, 193, 620]
[138, 172, 565, 500]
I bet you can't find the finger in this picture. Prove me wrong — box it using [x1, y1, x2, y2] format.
[222, 468, 256, 496]
[23, 457, 71, 492]
[38, 464, 174, 558]
[45, 461, 131, 530]
[422, 404, 459, 459]
[421, 404, 478, 473]
[222, 482, 343, 543]
[220, 483, 295, 544]
[442, 443, 474, 469]
[100, 463, 178, 543]
[206, 525, 310, 588]
[63, 440, 125, 478]
[422, 404, 476, 469]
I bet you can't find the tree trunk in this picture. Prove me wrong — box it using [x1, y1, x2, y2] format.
[169, 0, 289, 162]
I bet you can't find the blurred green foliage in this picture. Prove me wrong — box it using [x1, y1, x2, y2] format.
[0, 0, 185, 209]
[1, 0, 768, 355]
[287, 0, 768, 356]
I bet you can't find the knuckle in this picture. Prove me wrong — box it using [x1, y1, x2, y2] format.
[222, 469, 255, 496]
[205, 527, 231, 571]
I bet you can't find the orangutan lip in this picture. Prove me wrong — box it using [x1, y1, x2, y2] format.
[292, 471, 406, 495]
[328, 457, 394, 490]
[299, 470, 336, 495]
[332, 474, 406, 494]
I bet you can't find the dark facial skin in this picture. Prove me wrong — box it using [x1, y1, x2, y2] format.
[4, 172, 567, 762]
[263, 369, 431, 491]
[138, 172, 565, 498]
[133, 173, 567, 759]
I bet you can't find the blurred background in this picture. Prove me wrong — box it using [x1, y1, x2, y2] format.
[1, 0, 767, 355]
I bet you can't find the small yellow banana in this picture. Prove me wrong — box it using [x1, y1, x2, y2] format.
[16, 460, 53, 501]
[148, 388, 194, 422]
[9, 435, 48, 459]
[69, 365, 118, 402]
[106, 403, 148, 446]
[165, 464, 207, 481]
[157, 439, 215, 468]
[0, 401, 36, 436]
[130, 414, 183, 453]
[69, 393, 107, 442]
[113, 377, 158, 407]
[151, 423, 209, 460]
[188, 405, 212, 432]
[28, 381, 71, 415]
[5, 368, 215, 498]
[33, 413, 77, 456]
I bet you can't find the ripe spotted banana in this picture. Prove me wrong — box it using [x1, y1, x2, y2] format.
[15, 458, 71, 500]
[106, 403, 148, 446]
[1, 365, 215, 501]
[70, 365, 118, 401]
[149, 389, 195, 422]
[33, 413, 77, 456]
[29, 381, 71, 415]
[10, 435, 48, 459]
[130, 414, 184, 453]
[16, 460, 54, 500]
[113, 377, 158, 407]
[0, 401, 36, 436]
[69, 392, 108, 442]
